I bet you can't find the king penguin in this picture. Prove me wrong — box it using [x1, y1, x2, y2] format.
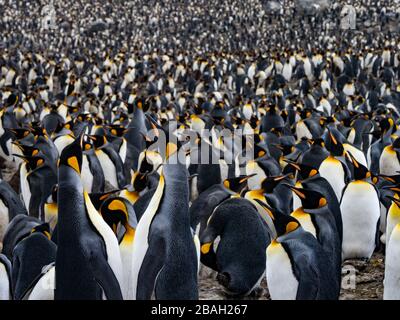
[260, 201, 338, 300]
[340, 152, 380, 261]
[100, 197, 137, 300]
[130, 143, 198, 300]
[55, 136, 123, 300]
[384, 222, 400, 300]
[319, 129, 350, 201]
[11, 224, 56, 300]
[200, 197, 270, 296]
[285, 185, 341, 295]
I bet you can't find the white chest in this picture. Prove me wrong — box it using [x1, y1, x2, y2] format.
[266, 243, 298, 300]
[340, 182, 380, 260]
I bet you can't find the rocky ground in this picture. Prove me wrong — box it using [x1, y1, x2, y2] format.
[199, 252, 385, 300]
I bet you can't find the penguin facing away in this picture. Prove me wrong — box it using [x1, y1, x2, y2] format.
[131, 144, 198, 300]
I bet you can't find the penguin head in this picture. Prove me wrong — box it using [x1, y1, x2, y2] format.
[255, 199, 300, 238]
[325, 128, 345, 156]
[59, 135, 83, 174]
[14, 154, 46, 172]
[31, 223, 51, 240]
[88, 190, 120, 211]
[272, 143, 295, 156]
[284, 160, 319, 181]
[107, 125, 128, 137]
[254, 144, 268, 159]
[47, 184, 58, 204]
[379, 117, 396, 134]
[7, 128, 31, 140]
[223, 174, 255, 193]
[88, 134, 107, 149]
[260, 174, 291, 193]
[100, 197, 132, 234]
[283, 184, 327, 210]
[345, 151, 371, 181]
[13, 142, 40, 157]
[132, 170, 150, 192]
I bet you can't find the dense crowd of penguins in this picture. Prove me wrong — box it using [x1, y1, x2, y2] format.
[1, 0, 400, 300]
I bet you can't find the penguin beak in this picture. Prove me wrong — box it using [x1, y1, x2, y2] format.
[273, 173, 292, 181]
[281, 183, 306, 199]
[253, 199, 275, 220]
[378, 174, 397, 184]
[328, 130, 338, 145]
[87, 135, 97, 142]
[238, 173, 257, 184]
[12, 154, 31, 162]
[283, 159, 301, 171]
[386, 196, 400, 207]
[345, 151, 359, 168]
[381, 185, 400, 192]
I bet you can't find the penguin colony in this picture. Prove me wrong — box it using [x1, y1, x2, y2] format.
[0, 0, 400, 300]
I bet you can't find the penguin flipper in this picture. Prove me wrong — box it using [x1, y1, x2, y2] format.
[0, 134, 10, 157]
[375, 218, 381, 249]
[87, 153, 105, 193]
[294, 254, 320, 300]
[90, 255, 123, 300]
[104, 147, 126, 188]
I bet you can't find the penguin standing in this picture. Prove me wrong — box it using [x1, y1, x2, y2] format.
[131, 145, 198, 299]
[340, 152, 380, 261]
[260, 201, 338, 300]
[11, 224, 56, 300]
[285, 185, 341, 295]
[55, 137, 123, 300]
[384, 222, 400, 299]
